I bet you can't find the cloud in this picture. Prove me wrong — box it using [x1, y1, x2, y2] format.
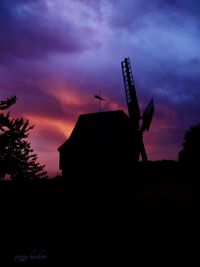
[0, 0, 98, 61]
[108, 0, 200, 32]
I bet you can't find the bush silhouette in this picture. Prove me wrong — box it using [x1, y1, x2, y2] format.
[0, 96, 47, 180]
[178, 124, 200, 165]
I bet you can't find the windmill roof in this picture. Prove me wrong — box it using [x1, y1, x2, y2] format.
[58, 110, 133, 151]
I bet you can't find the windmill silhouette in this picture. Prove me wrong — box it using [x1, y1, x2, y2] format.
[58, 58, 154, 177]
[121, 57, 154, 161]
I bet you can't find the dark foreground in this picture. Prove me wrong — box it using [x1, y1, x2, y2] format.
[0, 161, 200, 266]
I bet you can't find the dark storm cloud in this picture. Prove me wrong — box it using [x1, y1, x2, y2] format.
[0, 0, 96, 60]
[109, 0, 200, 31]
[150, 59, 200, 118]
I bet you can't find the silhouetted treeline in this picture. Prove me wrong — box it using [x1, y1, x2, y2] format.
[179, 123, 200, 164]
[0, 96, 47, 180]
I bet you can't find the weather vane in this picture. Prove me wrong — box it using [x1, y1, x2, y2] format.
[94, 89, 106, 112]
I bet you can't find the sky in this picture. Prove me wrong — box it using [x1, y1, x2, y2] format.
[0, 0, 200, 177]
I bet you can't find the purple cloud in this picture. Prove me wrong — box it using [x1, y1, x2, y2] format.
[0, 0, 98, 60]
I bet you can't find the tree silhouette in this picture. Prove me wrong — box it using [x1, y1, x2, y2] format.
[0, 96, 47, 180]
[178, 124, 200, 165]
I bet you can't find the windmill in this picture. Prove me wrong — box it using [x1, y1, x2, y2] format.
[121, 57, 154, 161]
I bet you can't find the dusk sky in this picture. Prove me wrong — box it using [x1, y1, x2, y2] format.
[0, 0, 200, 177]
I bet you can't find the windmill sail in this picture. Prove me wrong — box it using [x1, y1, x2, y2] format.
[141, 98, 154, 132]
[121, 57, 154, 162]
[121, 57, 141, 131]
